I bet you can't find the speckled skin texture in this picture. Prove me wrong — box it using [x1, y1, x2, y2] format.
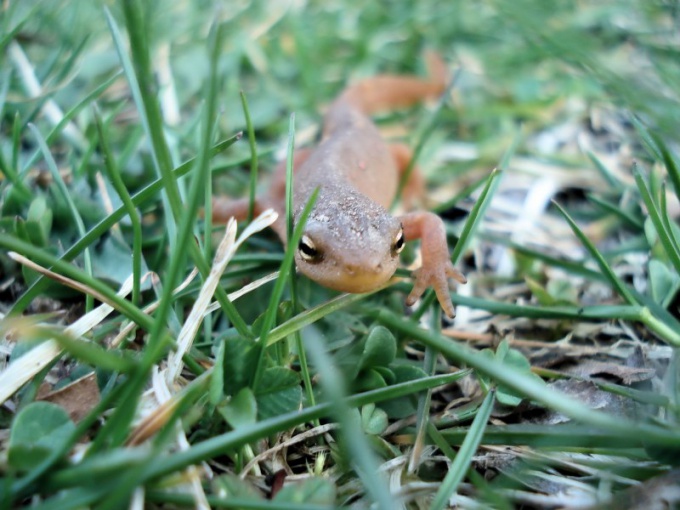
[213, 54, 467, 316]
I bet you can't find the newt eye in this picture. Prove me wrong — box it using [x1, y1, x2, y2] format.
[298, 235, 322, 262]
[392, 228, 405, 256]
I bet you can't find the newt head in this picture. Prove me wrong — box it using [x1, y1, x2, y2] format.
[293, 184, 404, 293]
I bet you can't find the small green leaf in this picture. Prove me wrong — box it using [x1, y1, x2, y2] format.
[8, 402, 75, 471]
[379, 365, 429, 419]
[361, 403, 388, 435]
[649, 259, 680, 307]
[25, 196, 52, 247]
[256, 367, 302, 420]
[355, 368, 387, 392]
[359, 326, 396, 369]
[496, 388, 523, 407]
[222, 336, 259, 397]
[373, 366, 396, 386]
[477, 340, 544, 407]
[219, 387, 257, 429]
[546, 279, 578, 305]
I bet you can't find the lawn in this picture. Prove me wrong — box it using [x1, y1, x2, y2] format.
[1, 0, 680, 508]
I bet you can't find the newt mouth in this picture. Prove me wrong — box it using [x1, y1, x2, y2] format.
[296, 256, 398, 294]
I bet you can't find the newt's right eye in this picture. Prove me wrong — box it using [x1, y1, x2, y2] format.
[298, 235, 323, 263]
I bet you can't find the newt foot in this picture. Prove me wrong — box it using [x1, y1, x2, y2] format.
[406, 262, 467, 318]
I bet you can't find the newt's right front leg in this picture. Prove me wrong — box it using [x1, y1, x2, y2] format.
[399, 211, 466, 318]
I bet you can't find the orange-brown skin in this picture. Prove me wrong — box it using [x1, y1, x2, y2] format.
[213, 53, 466, 317]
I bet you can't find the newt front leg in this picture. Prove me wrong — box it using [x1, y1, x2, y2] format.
[399, 211, 467, 318]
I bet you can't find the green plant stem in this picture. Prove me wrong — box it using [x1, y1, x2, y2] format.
[116, 2, 181, 222]
[93, 105, 143, 306]
[240, 91, 259, 223]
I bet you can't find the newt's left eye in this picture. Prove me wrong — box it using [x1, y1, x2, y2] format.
[392, 229, 405, 256]
[298, 235, 323, 263]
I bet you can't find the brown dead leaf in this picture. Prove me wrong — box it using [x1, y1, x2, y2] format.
[564, 360, 655, 385]
[535, 380, 635, 425]
[38, 372, 100, 423]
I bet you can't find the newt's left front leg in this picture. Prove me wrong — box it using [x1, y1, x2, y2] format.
[399, 211, 466, 318]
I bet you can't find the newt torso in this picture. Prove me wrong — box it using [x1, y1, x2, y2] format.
[214, 53, 467, 317]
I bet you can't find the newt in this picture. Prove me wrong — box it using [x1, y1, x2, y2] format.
[214, 52, 466, 317]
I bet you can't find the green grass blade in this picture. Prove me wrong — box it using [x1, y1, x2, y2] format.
[252, 187, 319, 389]
[263, 291, 379, 347]
[392, 67, 460, 209]
[48, 328, 136, 373]
[632, 163, 680, 273]
[21, 71, 122, 175]
[588, 194, 644, 230]
[553, 201, 637, 304]
[281, 112, 317, 416]
[303, 332, 395, 509]
[430, 390, 495, 510]
[104, 4, 181, 235]
[8, 134, 240, 316]
[147, 492, 336, 510]
[376, 309, 680, 444]
[28, 123, 94, 312]
[586, 150, 625, 191]
[660, 183, 680, 269]
[652, 132, 680, 203]
[409, 308, 440, 472]
[433, 173, 489, 214]
[93, 105, 143, 305]
[0, 234, 152, 328]
[452, 168, 501, 263]
[240, 91, 259, 223]
[90, 18, 229, 454]
[0, 17, 31, 54]
[36, 372, 468, 493]
[631, 115, 663, 161]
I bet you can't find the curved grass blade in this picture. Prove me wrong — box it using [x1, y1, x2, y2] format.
[94, 105, 143, 306]
[633, 163, 680, 273]
[553, 201, 637, 305]
[28, 123, 94, 312]
[430, 390, 495, 510]
[376, 308, 680, 442]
